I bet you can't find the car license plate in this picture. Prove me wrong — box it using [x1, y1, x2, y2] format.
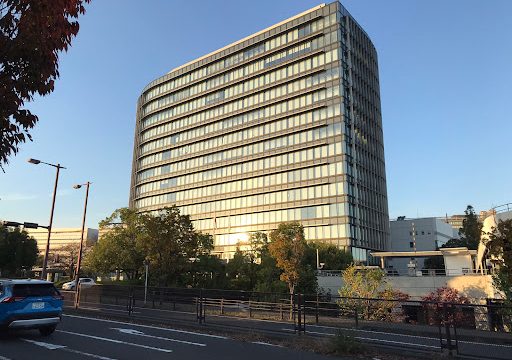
[32, 302, 45, 309]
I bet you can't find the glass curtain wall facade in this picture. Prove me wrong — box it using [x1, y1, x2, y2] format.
[130, 2, 389, 262]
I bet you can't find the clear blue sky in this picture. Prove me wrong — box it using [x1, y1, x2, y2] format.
[1, 0, 511, 229]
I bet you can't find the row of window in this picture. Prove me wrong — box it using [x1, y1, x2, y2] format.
[140, 60, 339, 145]
[139, 91, 341, 166]
[137, 88, 341, 174]
[143, 13, 338, 102]
[139, 113, 342, 172]
[213, 223, 350, 247]
[136, 111, 340, 182]
[142, 34, 338, 115]
[136, 161, 345, 202]
[140, 69, 338, 155]
[190, 202, 346, 235]
[136, 143, 330, 192]
[136, 180, 346, 214]
[140, 48, 340, 130]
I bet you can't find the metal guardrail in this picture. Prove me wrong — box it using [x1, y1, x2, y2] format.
[62, 285, 512, 359]
[492, 203, 512, 214]
[317, 268, 489, 277]
[384, 268, 489, 277]
[65, 285, 512, 333]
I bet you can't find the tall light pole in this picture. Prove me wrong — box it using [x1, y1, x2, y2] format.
[28, 158, 66, 280]
[143, 258, 150, 305]
[73, 182, 91, 309]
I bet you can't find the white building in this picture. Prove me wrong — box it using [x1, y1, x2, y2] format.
[25, 227, 98, 254]
[388, 217, 456, 271]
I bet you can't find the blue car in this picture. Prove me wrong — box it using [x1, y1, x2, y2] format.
[0, 279, 63, 336]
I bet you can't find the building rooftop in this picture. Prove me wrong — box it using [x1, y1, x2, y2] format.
[167, 3, 327, 75]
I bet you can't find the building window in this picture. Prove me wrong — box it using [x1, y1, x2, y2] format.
[409, 242, 414, 248]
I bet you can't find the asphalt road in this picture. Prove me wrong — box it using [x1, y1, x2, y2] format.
[71, 300, 512, 360]
[0, 314, 332, 360]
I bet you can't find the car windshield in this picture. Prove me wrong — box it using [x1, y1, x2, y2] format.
[13, 284, 59, 297]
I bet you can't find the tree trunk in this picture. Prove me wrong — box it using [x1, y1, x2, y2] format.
[289, 285, 294, 321]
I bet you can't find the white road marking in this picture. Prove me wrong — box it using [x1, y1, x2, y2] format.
[309, 324, 441, 341]
[0, 356, 12, 360]
[78, 306, 141, 314]
[111, 327, 206, 347]
[252, 341, 283, 348]
[63, 314, 227, 339]
[56, 330, 172, 353]
[113, 328, 145, 335]
[289, 325, 512, 348]
[61, 348, 117, 360]
[354, 336, 439, 349]
[21, 339, 66, 350]
[21, 338, 117, 359]
[281, 328, 440, 349]
[75, 302, 196, 315]
[458, 340, 512, 348]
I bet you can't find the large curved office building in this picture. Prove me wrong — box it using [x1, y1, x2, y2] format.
[130, 1, 389, 263]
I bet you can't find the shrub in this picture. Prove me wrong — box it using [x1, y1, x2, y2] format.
[421, 286, 472, 326]
[329, 330, 365, 355]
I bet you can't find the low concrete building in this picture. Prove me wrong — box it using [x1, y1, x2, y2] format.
[373, 247, 478, 276]
[388, 217, 456, 271]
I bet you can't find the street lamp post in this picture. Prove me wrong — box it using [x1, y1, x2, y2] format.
[27, 158, 66, 280]
[143, 259, 150, 305]
[73, 182, 91, 309]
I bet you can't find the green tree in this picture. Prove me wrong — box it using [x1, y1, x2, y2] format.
[251, 232, 286, 294]
[442, 238, 468, 248]
[0, 227, 38, 276]
[85, 208, 145, 280]
[248, 231, 269, 262]
[268, 222, 307, 317]
[458, 205, 483, 250]
[303, 242, 353, 270]
[55, 242, 92, 277]
[0, 0, 90, 168]
[338, 265, 385, 300]
[226, 248, 254, 290]
[138, 206, 213, 286]
[485, 219, 512, 301]
[338, 265, 409, 321]
[187, 254, 227, 289]
[268, 222, 307, 297]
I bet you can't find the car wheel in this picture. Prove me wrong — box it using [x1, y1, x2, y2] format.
[39, 325, 56, 336]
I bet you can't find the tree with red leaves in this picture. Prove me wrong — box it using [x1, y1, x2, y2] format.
[422, 286, 472, 327]
[0, 0, 90, 169]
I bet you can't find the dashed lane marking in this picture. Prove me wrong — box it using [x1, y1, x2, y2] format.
[21, 338, 117, 359]
[56, 330, 173, 353]
[63, 314, 227, 339]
